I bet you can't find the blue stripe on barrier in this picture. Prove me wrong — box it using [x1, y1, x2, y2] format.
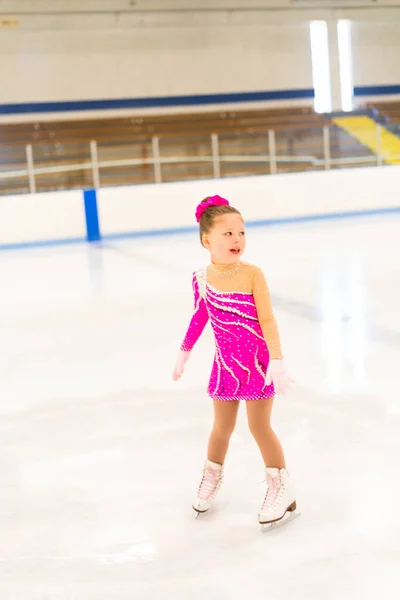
[1, 206, 399, 252]
[354, 85, 400, 97]
[0, 88, 314, 115]
[83, 189, 101, 242]
[4, 85, 400, 114]
[102, 206, 400, 241]
[0, 236, 87, 252]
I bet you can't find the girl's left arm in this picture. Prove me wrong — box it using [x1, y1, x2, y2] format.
[252, 266, 283, 359]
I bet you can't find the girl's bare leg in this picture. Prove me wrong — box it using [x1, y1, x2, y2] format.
[245, 397, 286, 468]
[207, 400, 240, 464]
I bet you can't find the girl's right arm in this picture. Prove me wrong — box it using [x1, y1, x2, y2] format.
[180, 273, 209, 351]
[172, 273, 209, 381]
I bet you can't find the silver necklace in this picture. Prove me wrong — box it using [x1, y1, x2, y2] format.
[208, 261, 242, 277]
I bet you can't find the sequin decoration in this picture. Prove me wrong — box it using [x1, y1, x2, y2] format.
[180, 262, 281, 401]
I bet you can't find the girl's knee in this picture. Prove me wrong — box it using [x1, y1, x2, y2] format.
[248, 420, 272, 439]
[213, 420, 236, 440]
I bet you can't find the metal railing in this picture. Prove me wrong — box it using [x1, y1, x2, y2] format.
[0, 123, 399, 195]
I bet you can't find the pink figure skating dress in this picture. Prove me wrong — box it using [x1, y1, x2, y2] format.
[180, 262, 283, 401]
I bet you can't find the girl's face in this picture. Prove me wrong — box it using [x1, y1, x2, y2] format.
[202, 213, 246, 264]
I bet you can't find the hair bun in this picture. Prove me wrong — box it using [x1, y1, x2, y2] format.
[195, 195, 229, 223]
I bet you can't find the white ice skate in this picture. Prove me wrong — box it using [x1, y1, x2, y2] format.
[192, 460, 223, 515]
[259, 467, 299, 531]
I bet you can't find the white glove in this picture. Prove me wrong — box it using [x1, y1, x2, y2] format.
[172, 350, 191, 381]
[265, 359, 294, 396]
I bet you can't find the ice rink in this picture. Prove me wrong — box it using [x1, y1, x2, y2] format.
[0, 213, 399, 599]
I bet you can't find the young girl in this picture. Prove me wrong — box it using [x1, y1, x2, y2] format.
[172, 195, 295, 525]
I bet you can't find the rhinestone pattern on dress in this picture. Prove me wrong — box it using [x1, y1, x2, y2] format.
[180, 262, 283, 401]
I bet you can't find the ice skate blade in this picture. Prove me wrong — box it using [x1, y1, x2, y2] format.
[260, 511, 301, 533]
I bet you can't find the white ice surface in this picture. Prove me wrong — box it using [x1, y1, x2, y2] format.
[0, 215, 399, 599]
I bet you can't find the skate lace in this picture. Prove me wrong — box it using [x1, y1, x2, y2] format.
[262, 473, 285, 511]
[198, 466, 222, 501]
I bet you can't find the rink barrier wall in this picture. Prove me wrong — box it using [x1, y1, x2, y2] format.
[96, 166, 400, 238]
[1, 166, 400, 251]
[0, 189, 87, 250]
[100, 206, 400, 242]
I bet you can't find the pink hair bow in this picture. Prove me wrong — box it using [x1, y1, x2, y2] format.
[195, 195, 230, 223]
